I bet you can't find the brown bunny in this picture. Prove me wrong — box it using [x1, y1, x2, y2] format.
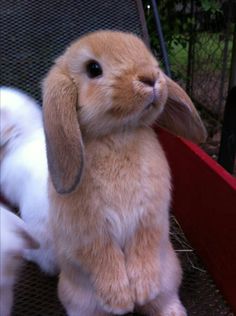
[43, 31, 206, 316]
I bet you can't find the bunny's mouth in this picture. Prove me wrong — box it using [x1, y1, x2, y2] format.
[143, 88, 157, 111]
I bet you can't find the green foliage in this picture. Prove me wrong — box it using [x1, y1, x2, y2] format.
[143, 0, 225, 80]
[144, 0, 223, 54]
[200, 0, 221, 15]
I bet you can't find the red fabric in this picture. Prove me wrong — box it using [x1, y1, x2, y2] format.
[156, 127, 236, 313]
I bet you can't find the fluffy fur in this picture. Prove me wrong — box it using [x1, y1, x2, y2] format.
[43, 30, 206, 316]
[0, 87, 58, 275]
[0, 204, 39, 316]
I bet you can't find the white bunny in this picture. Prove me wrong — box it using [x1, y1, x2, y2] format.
[0, 204, 39, 316]
[0, 87, 58, 275]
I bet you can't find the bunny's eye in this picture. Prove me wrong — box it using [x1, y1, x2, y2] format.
[86, 60, 103, 78]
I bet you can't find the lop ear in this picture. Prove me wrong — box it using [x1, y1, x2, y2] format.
[42, 63, 84, 194]
[157, 75, 207, 143]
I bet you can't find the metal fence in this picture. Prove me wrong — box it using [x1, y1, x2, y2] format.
[145, 0, 235, 118]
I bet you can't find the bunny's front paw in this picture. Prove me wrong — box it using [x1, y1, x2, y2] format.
[94, 270, 134, 315]
[127, 259, 160, 306]
[159, 299, 187, 316]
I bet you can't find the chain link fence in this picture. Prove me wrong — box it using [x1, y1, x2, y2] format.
[145, 0, 235, 118]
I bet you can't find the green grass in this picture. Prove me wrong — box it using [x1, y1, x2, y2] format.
[169, 41, 188, 66]
[168, 32, 233, 79]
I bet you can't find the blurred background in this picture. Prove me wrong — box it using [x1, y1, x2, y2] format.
[144, 0, 235, 170]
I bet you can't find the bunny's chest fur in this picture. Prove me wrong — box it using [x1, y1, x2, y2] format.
[79, 128, 171, 246]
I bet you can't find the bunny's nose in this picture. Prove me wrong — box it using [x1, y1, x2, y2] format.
[139, 76, 156, 87]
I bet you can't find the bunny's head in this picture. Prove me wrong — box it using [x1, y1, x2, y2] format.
[43, 31, 206, 194]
